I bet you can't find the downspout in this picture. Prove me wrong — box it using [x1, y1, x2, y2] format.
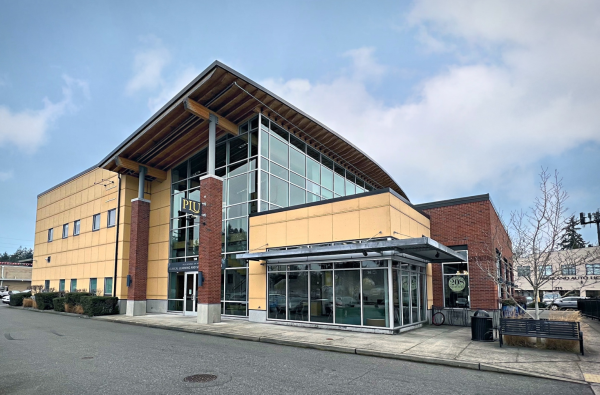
[113, 174, 122, 297]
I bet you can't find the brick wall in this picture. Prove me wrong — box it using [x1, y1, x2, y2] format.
[423, 200, 512, 310]
[127, 199, 150, 301]
[197, 176, 222, 305]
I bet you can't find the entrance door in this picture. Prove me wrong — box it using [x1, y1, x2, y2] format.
[184, 272, 197, 316]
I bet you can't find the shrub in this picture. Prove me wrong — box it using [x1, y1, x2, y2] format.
[502, 299, 516, 306]
[53, 297, 66, 312]
[34, 292, 60, 310]
[65, 292, 92, 307]
[22, 298, 34, 308]
[527, 301, 547, 309]
[80, 296, 119, 317]
[9, 292, 31, 306]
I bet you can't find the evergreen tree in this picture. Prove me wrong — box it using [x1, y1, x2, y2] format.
[560, 216, 587, 250]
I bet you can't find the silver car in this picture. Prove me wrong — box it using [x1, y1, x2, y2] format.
[550, 296, 582, 310]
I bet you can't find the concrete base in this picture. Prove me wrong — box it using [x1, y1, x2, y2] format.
[146, 299, 167, 314]
[197, 303, 221, 324]
[117, 300, 127, 315]
[125, 300, 147, 317]
[249, 309, 267, 323]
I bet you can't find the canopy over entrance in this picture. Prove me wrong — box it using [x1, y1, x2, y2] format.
[236, 237, 466, 265]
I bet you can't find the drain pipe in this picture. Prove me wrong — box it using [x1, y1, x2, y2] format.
[112, 174, 122, 297]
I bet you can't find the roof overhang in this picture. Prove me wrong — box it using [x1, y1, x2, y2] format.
[236, 237, 466, 264]
[97, 61, 409, 199]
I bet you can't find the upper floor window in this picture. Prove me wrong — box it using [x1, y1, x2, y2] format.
[93, 214, 101, 231]
[73, 220, 81, 236]
[561, 265, 576, 276]
[62, 223, 69, 239]
[517, 266, 530, 277]
[107, 209, 116, 228]
[586, 264, 600, 275]
[539, 265, 552, 276]
[48, 228, 53, 242]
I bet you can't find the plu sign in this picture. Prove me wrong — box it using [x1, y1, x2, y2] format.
[180, 197, 203, 216]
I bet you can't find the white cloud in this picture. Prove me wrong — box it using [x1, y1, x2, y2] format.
[0, 75, 89, 153]
[126, 37, 200, 113]
[0, 170, 13, 181]
[262, 2, 600, 202]
[125, 36, 171, 95]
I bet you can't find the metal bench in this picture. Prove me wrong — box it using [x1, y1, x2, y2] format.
[499, 318, 584, 355]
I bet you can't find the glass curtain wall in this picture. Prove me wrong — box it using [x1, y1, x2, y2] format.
[267, 259, 427, 329]
[258, 115, 375, 210]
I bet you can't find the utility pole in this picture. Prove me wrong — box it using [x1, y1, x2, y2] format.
[580, 210, 600, 246]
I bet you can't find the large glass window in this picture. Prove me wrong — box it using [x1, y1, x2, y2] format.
[267, 259, 426, 329]
[443, 259, 469, 308]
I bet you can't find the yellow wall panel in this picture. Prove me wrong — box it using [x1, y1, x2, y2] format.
[266, 222, 287, 248]
[286, 219, 308, 245]
[248, 224, 267, 251]
[332, 211, 360, 241]
[359, 207, 391, 238]
[286, 207, 308, 221]
[308, 216, 333, 244]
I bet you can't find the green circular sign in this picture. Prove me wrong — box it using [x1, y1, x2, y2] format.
[448, 276, 466, 292]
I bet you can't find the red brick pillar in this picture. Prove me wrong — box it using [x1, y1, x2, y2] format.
[126, 198, 150, 316]
[197, 175, 223, 324]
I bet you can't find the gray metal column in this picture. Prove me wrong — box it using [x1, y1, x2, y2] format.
[208, 113, 218, 175]
[138, 166, 147, 199]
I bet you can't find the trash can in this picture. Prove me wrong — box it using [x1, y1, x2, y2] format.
[471, 310, 494, 341]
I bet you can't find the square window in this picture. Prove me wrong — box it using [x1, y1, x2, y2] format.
[107, 209, 116, 228]
[93, 214, 101, 231]
[73, 220, 80, 236]
[62, 223, 69, 239]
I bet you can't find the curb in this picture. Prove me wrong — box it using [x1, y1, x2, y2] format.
[8, 308, 590, 386]
[6, 305, 90, 319]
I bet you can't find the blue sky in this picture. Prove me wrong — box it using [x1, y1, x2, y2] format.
[1, 0, 599, 253]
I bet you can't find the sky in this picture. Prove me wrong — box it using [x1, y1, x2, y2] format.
[0, 0, 599, 253]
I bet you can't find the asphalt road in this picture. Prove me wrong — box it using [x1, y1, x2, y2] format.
[0, 305, 593, 395]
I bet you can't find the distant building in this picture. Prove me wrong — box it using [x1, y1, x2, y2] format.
[514, 246, 600, 299]
[0, 262, 32, 292]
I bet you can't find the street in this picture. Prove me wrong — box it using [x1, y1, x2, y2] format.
[0, 306, 593, 395]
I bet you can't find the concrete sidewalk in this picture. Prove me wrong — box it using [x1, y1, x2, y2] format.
[95, 313, 600, 385]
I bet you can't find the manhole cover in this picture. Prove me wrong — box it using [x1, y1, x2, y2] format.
[183, 374, 217, 383]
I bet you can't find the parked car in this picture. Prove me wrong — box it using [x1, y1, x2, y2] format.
[542, 293, 561, 304]
[2, 293, 13, 304]
[550, 296, 583, 310]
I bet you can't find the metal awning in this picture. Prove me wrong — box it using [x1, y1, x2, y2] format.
[236, 237, 466, 264]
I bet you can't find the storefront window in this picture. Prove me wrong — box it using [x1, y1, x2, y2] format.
[310, 271, 333, 323]
[288, 270, 309, 321]
[362, 269, 388, 327]
[268, 272, 287, 319]
[443, 258, 469, 308]
[335, 270, 361, 325]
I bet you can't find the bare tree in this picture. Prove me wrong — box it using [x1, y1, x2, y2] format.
[473, 168, 600, 320]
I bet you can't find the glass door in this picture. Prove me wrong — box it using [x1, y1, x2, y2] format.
[184, 272, 197, 316]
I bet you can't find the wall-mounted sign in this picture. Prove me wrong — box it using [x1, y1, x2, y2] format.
[448, 276, 466, 292]
[168, 261, 199, 273]
[180, 197, 202, 216]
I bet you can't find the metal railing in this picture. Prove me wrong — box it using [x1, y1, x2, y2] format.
[578, 299, 600, 320]
[431, 306, 503, 329]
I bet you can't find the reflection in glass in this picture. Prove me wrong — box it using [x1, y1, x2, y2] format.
[290, 172, 305, 188]
[186, 226, 199, 256]
[393, 271, 401, 326]
[306, 157, 320, 184]
[228, 174, 248, 205]
[290, 148, 305, 176]
[270, 135, 288, 167]
[224, 268, 247, 301]
[321, 167, 333, 191]
[224, 302, 247, 316]
[334, 174, 345, 195]
[310, 271, 333, 323]
[335, 270, 361, 325]
[170, 229, 186, 258]
[270, 175, 289, 207]
[288, 271, 309, 321]
[402, 273, 410, 324]
[411, 273, 419, 323]
[226, 218, 248, 252]
[290, 184, 305, 207]
[362, 269, 389, 327]
[260, 171, 268, 202]
[261, 130, 269, 157]
[268, 273, 287, 319]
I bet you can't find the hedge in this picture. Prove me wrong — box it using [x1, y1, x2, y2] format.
[65, 292, 92, 307]
[80, 296, 119, 317]
[53, 297, 66, 312]
[34, 292, 60, 310]
[8, 292, 31, 306]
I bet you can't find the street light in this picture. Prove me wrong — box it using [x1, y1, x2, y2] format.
[580, 210, 600, 246]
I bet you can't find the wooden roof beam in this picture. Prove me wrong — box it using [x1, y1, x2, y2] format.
[115, 156, 167, 181]
[183, 98, 238, 136]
